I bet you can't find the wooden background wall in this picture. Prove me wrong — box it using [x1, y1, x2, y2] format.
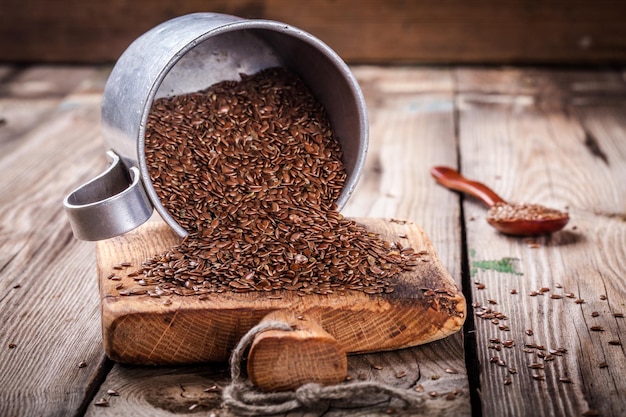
[2, 0, 626, 64]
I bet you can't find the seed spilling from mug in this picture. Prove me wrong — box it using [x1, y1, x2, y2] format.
[123, 68, 419, 296]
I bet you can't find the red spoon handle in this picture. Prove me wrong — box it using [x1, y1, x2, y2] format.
[430, 166, 506, 208]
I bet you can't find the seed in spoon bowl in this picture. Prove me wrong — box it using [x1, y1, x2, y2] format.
[487, 203, 568, 222]
[486, 203, 569, 236]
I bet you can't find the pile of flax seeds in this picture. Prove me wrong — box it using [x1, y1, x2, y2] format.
[119, 67, 419, 297]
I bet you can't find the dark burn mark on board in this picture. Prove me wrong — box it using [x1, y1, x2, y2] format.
[389, 323, 407, 338]
[584, 131, 608, 164]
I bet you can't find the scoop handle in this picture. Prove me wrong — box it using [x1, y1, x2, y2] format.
[430, 166, 505, 208]
[63, 151, 153, 241]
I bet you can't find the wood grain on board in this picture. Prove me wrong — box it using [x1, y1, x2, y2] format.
[96, 218, 465, 365]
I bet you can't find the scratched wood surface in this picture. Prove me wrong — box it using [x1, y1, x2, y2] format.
[1, 65, 625, 417]
[455, 68, 626, 417]
[0, 65, 111, 417]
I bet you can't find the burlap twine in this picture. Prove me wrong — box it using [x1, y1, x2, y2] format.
[222, 321, 425, 416]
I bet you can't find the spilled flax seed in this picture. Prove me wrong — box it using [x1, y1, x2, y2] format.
[486, 202, 567, 222]
[127, 67, 418, 297]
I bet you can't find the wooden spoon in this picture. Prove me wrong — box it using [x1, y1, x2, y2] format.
[431, 166, 569, 236]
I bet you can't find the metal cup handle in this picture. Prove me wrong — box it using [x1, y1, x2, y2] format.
[63, 151, 154, 241]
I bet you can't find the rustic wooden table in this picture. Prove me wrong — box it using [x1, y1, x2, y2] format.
[1, 64, 624, 417]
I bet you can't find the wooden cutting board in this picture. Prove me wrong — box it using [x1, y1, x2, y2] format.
[97, 217, 466, 369]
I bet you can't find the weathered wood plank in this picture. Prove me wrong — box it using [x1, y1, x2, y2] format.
[2, 1, 626, 64]
[345, 71, 471, 414]
[346, 66, 459, 269]
[347, 65, 472, 415]
[0, 66, 108, 154]
[0, 65, 101, 98]
[85, 349, 470, 417]
[0, 67, 112, 417]
[85, 66, 471, 416]
[456, 68, 626, 417]
[0, 98, 62, 150]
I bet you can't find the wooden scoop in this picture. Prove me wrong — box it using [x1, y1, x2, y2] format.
[97, 217, 465, 391]
[431, 166, 569, 236]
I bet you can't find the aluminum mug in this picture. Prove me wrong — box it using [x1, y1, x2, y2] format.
[64, 12, 368, 241]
